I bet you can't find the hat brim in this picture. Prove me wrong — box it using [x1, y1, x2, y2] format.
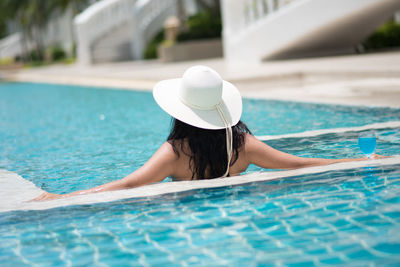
[153, 78, 242, 130]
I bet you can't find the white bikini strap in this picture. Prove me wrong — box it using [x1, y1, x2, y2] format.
[216, 104, 233, 178]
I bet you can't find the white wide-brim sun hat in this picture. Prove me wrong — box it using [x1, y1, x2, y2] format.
[153, 65, 242, 130]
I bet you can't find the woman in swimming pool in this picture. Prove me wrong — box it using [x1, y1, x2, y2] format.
[34, 65, 378, 201]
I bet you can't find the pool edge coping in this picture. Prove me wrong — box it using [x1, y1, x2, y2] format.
[2, 156, 400, 213]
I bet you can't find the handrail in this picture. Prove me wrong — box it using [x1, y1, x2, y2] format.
[74, 0, 177, 65]
[0, 33, 21, 59]
[222, 0, 300, 37]
[132, 0, 176, 58]
[0, 32, 36, 59]
[74, 0, 137, 65]
[221, 0, 400, 63]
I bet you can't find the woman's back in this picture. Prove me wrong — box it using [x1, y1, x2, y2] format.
[169, 134, 250, 180]
[167, 119, 251, 180]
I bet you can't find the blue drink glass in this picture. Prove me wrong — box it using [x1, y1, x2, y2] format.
[358, 132, 376, 158]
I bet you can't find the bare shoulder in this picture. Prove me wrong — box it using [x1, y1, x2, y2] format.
[133, 141, 179, 181]
[160, 141, 175, 151]
[156, 141, 179, 160]
[244, 133, 264, 151]
[241, 133, 262, 164]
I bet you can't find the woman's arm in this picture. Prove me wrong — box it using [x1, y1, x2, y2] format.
[245, 134, 367, 170]
[33, 142, 177, 201]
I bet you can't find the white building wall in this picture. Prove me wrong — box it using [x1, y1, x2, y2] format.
[395, 11, 400, 23]
[43, 8, 75, 55]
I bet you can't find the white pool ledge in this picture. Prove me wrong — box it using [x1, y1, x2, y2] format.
[1, 155, 400, 213]
[257, 121, 400, 141]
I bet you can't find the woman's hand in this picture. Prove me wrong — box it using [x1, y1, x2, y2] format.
[31, 192, 64, 201]
[368, 154, 389, 160]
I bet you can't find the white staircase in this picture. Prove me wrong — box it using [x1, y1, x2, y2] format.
[91, 21, 132, 63]
[74, 0, 177, 65]
[0, 33, 26, 60]
[221, 0, 400, 63]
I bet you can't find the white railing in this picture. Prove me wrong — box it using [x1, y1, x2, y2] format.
[75, 0, 136, 65]
[222, 0, 300, 40]
[221, 0, 400, 62]
[221, 0, 302, 63]
[131, 0, 176, 59]
[0, 33, 23, 59]
[74, 0, 177, 65]
[244, 0, 292, 24]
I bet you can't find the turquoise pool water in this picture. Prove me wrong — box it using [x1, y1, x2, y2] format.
[1, 164, 400, 266]
[1, 82, 400, 266]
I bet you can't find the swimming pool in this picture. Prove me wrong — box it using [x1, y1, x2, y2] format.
[1, 82, 400, 266]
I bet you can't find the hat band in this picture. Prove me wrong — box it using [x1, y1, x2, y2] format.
[178, 94, 220, 111]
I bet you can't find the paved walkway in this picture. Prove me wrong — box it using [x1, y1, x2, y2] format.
[2, 50, 400, 107]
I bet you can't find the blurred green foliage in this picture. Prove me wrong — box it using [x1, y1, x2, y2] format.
[0, 58, 14, 65]
[177, 11, 221, 42]
[144, 30, 164, 59]
[51, 46, 67, 61]
[363, 21, 400, 50]
[144, 9, 222, 59]
[29, 50, 41, 62]
[0, 0, 87, 63]
[0, 20, 6, 39]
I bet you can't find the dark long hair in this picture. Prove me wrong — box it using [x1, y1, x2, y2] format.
[167, 119, 252, 179]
